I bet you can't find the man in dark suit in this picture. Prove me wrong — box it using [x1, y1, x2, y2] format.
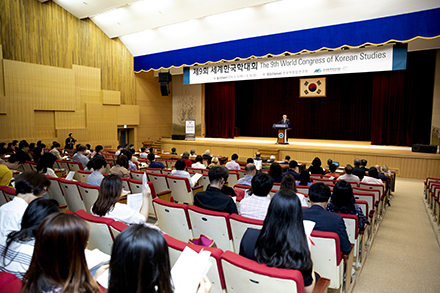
[302, 183, 352, 254]
[281, 160, 300, 180]
[280, 114, 290, 125]
[352, 158, 365, 180]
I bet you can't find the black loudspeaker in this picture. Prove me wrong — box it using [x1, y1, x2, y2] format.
[158, 72, 172, 82]
[172, 134, 185, 140]
[160, 82, 170, 96]
[412, 144, 437, 153]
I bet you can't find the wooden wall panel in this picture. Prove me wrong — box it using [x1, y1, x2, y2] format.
[118, 105, 139, 126]
[54, 110, 86, 130]
[0, 0, 134, 104]
[135, 71, 172, 147]
[73, 65, 101, 92]
[86, 103, 118, 147]
[103, 90, 121, 105]
[0, 46, 4, 98]
[34, 111, 56, 139]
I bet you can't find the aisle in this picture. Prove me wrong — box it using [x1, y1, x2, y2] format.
[353, 179, 440, 292]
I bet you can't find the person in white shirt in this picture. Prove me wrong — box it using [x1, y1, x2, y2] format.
[337, 164, 360, 184]
[115, 145, 123, 156]
[171, 159, 195, 188]
[86, 157, 106, 187]
[239, 173, 273, 220]
[0, 172, 50, 240]
[139, 147, 149, 158]
[191, 155, 206, 169]
[91, 174, 151, 225]
[0, 198, 60, 279]
[225, 153, 240, 170]
[362, 167, 386, 187]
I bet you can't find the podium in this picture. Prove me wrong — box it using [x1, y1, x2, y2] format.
[272, 124, 291, 144]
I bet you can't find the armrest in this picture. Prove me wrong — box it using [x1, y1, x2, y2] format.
[157, 190, 172, 202]
[342, 244, 355, 293]
[118, 195, 127, 204]
[313, 277, 330, 293]
[58, 204, 68, 211]
[192, 185, 204, 196]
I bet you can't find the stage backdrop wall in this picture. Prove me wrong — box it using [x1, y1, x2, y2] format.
[204, 50, 436, 146]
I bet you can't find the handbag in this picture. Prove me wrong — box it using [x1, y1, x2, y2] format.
[188, 234, 217, 248]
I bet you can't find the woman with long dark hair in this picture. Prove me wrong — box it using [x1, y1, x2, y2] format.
[308, 157, 325, 175]
[327, 180, 367, 228]
[32, 147, 44, 164]
[21, 213, 100, 293]
[240, 189, 317, 292]
[280, 174, 308, 207]
[108, 224, 211, 293]
[36, 153, 57, 178]
[91, 175, 150, 225]
[109, 154, 130, 178]
[297, 170, 312, 186]
[0, 198, 60, 279]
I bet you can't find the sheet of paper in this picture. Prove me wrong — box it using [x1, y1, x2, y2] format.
[96, 269, 109, 289]
[191, 173, 203, 185]
[127, 193, 143, 213]
[171, 247, 212, 293]
[303, 220, 316, 238]
[254, 160, 262, 170]
[84, 248, 110, 271]
[65, 171, 75, 181]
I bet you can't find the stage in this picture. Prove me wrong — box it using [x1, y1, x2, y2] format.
[161, 137, 440, 180]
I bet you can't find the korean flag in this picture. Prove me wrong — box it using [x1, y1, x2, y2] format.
[300, 78, 326, 98]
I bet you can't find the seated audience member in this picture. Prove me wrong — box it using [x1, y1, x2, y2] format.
[237, 163, 257, 186]
[267, 155, 276, 163]
[352, 158, 365, 180]
[280, 174, 308, 207]
[32, 147, 43, 164]
[182, 151, 193, 168]
[72, 144, 89, 169]
[225, 153, 240, 170]
[36, 153, 58, 178]
[0, 154, 25, 186]
[12, 140, 19, 152]
[360, 159, 368, 173]
[297, 170, 312, 186]
[21, 213, 101, 293]
[269, 162, 283, 183]
[308, 157, 325, 175]
[202, 149, 212, 164]
[91, 145, 104, 160]
[0, 172, 50, 239]
[327, 164, 340, 179]
[194, 166, 238, 214]
[302, 183, 352, 254]
[190, 148, 197, 157]
[239, 173, 273, 220]
[261, 157, 270, 171]
[382, 165, 391, 177]
[191, 155, 206, 169]
[337, 164, 360, 184]
[49, 142, 63, 160]
[122, 150, 138, 171]
[0, 198, 60, 279]
[115, 145, 123, 156]
[254, 152, 262, 161]
[171, 159, 195, 188]
[108, 224, 211, 293]
[147, 153, 165, 169]
[86, 157, 107, 187]
[208, 156, 220, 169]
[16, 140, 31, 162]
[6, 142, 16, 154]
[246, 158, 254, 164]
[240, 189, 318, 293]
[0, 142, 6, 151]
[171, 147, 178, 155]
[281, 160, 300, 180]
[139, 147, 148, 158]
[327, 180, 367, 229]
[206, 168, 237, 198]
[92, 175, 150, 224]
[109, 154, 130, 178]
[362, 167, 386, 186]
[375, 165, 389, 183]
[326, 158, 333, 168]
[280, 155, 290, 164]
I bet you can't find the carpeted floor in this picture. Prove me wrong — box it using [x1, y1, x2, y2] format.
[353, 178, 440, 293]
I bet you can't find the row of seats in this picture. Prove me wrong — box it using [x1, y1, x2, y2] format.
[425, 177, 440, 227]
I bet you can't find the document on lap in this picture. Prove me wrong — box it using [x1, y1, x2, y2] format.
[191, 173, 203, 185]
[127, 193, 143, 212]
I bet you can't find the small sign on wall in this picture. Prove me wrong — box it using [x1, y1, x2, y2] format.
[300, 77, 326, 98]
[185, 119, 195, 140]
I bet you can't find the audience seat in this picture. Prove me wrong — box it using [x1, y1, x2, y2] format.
[359, 182, 385, 214]
[75, 170, 92, 183]
[77, 182, 100, 213]
[312, 178, 334, 185]
[227, 171, 239, 188]
[0, 272, 22, 293]
[152, 198, 193, 242]
[109, 221, 129, 240]
[237, 170, 245, 179]
[45, 175, 68, 206]
[147, 172, 170, 194]
[167, 175, 203, 204]
[198, 173, 210, 191]
[229, 214, 264, 253]
[68, 161, 83, 172]
[127, 179, 158, 219]
[310, 231, 354, 293]
[162, 168, 173, 175]
[337, 213, 360, 260]
[353, 191, 376, 238]
[346, 181, 359, 188]
[0, 186, 14, 206]
[234, 184, 250, 192]
[310, 174, 322, 180]
[188, 205, 234, 252]
[120, 177, 131, 193]
[75, 210, 114, 255]
[221, 250, 311, 293]
[164, 234, 226, 293]
[272, 182, 281, 190]
[58, 178, 86, 212]
[130, 170, 145, 181]
[56, 160, 70, 172]
[146, 167, 162, 174]
[296, 185, 310, 195]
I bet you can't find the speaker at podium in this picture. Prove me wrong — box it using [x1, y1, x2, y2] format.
[272, 124, 291, 144]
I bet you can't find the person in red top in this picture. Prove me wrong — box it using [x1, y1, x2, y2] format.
[181, 152, 193, 168]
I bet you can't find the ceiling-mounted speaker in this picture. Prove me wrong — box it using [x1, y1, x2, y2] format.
[160, 82, 170, 96]
[158, 72, 172, 82]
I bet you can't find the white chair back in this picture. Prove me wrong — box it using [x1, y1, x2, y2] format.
[77, 183, 100, 213]
[229, 214, 263, 253]
[58, 179, 85, 212]
[153, 198, 193, 242]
